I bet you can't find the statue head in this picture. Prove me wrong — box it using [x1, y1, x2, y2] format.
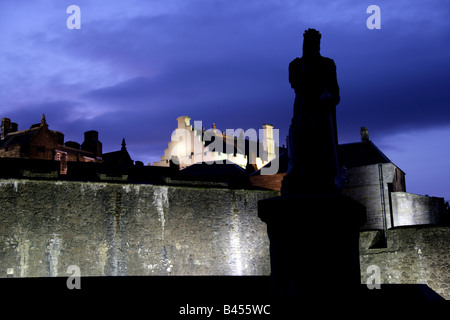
[302, 28, 321, 58]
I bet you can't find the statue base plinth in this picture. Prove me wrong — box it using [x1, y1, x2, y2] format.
[258, 193, 366, 301]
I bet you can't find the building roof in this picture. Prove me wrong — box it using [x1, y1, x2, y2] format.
[102, 139, 133, 166]
[181, 160, 246, 177]
[0, 127, 39, 148]
[0, 118, 64, 150]
[251, 140, 401, 175]
[337, 141, 392, 168]
[103, 149, 133, 164]
[56, 145, 96, 159]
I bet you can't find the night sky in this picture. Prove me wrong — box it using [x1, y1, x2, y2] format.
[1, 0, 449, 201]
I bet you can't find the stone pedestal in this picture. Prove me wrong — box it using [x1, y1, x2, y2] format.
[258, 193, 366, 301]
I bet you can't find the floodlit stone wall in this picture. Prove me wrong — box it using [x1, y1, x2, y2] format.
[1, 179, 449, 300]
[0, 179, 274, 277]
[391, 192, 444, 227]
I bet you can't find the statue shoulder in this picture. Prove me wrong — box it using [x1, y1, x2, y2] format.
[289, 57, 302, 65]
[321, 57, 336, 67]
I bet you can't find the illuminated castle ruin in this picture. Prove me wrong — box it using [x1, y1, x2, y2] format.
[152, 116, 278, 171]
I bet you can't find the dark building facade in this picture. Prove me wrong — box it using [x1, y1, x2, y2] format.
[0, 115, 125, 175]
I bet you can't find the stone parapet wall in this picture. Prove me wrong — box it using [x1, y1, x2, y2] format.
[391, 192, 444, 227]
[1, 179, 449, 300]
[0, 179, 274, 277]
[360, 226, 450, 299]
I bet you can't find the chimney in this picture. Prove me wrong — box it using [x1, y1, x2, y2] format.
[81, 130, 102, 158]
[176, 116, 191, 129]
[262, 123, 275, 160]
[1, 118, 11, 139]
[41, 113, 47, 127]
[10, 122, 18, 133]
[360, 127, 369, 142]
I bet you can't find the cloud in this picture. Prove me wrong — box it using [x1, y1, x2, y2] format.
[1, 0, 450, 175]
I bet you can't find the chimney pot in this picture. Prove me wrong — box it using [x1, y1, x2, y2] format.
[360, 127, 369, 142]
[1, 118, 11, 139]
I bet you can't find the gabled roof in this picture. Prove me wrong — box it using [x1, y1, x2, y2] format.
[0, 120, 64, 150]
[102, 139, 133, 165]
[103, 149, 133, 165]
[337, 141, 392, 168]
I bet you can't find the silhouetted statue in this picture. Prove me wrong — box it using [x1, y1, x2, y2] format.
[282, 28, 341, 194]
[259, 29, 367, 303]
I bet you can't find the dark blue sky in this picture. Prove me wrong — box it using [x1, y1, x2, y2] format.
[1, 0, 449, 200]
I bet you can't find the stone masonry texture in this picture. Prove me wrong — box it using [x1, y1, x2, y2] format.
[360, 226, 450, 299]
[0, 179, 275, 277]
